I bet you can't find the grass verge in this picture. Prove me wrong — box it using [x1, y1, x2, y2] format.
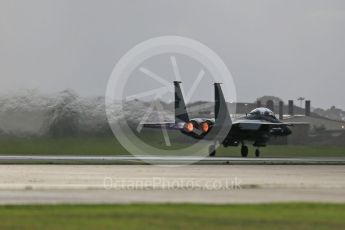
[0, 203, 344, 230]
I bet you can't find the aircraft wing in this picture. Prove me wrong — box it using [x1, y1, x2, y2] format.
[140, 122, 182, 130]
[233, 120, 291, 130]
[282, 122, 309, 125]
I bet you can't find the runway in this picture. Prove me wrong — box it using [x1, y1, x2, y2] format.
[0, 155, 345, 165]
[1, 155, 344, 204]
[0, 165, 344, 204]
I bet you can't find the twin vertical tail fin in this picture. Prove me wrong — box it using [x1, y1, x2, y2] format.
[173, 81, 232, 131]
[214, 83, 232, 127]
[174, 81, 190, 123]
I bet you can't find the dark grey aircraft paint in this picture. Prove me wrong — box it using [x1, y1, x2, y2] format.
[144, 82, 293, 157]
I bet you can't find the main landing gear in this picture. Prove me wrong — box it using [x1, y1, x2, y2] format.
[241, 145, 248, 157]
[208, 144, 216, 157]
[208, 143, 261, 158]
[241, 143, 261, 158]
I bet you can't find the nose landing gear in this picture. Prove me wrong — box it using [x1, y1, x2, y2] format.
[255, 148, 260, 157]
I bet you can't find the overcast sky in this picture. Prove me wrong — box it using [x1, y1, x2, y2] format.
[1, 0, 345, 109]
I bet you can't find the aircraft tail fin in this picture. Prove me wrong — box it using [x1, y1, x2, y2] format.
[214, 83, 232, 126]
[174, 81, 190, 123]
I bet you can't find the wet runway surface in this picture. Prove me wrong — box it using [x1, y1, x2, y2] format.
[0, 155, 345, 165]
[0, 164, 344, 204]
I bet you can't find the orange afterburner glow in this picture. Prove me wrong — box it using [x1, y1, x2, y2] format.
[201, 122, 209, 133]
[184, 122, 194, 133]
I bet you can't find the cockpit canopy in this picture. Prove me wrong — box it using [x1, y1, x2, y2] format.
[249, 108, 275, 117]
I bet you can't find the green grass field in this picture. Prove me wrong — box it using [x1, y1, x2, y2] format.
[0, 203, 344, 230]
[0, 136, 344, 157]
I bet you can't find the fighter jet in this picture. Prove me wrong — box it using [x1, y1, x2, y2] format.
[143, 81, 292, 157]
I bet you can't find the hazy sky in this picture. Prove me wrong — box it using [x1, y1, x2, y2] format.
[1, 0, 345, 109]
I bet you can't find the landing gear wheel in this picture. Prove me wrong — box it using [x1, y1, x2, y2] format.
[241, 146, 248, 158]
[255, 149, 260, 158]
[208, 145, 216, 157]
